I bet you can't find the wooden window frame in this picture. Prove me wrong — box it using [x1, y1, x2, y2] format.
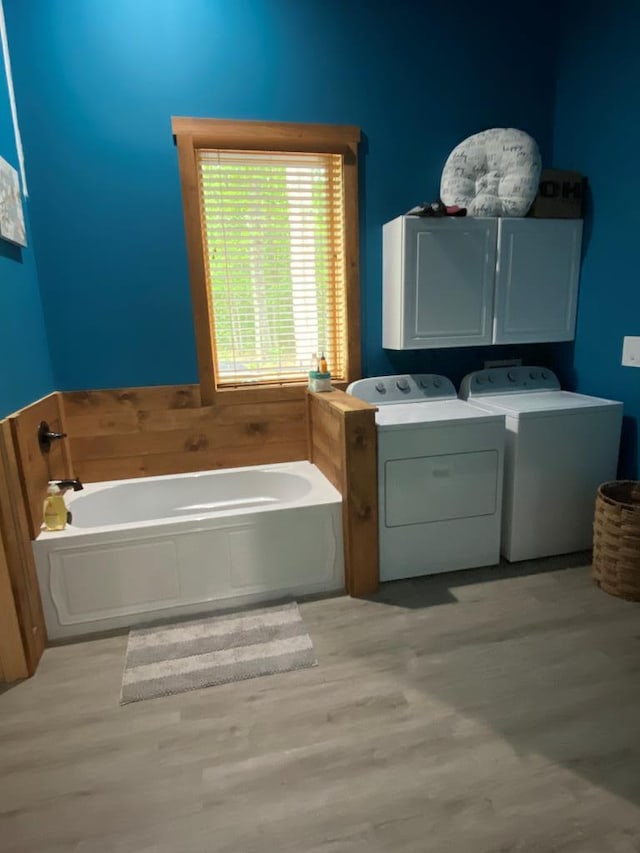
[172, 116, 362, 405]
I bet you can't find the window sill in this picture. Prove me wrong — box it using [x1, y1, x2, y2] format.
[211, 381, 348, 405]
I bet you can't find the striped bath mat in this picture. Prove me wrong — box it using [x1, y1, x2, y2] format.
[120, 602, 317, 705]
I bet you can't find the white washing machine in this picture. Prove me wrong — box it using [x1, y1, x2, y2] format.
[460, 366, 623, 562]
[347, 374, 505, 581]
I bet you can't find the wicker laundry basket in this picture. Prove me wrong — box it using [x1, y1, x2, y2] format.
[592, 481, 640, 601]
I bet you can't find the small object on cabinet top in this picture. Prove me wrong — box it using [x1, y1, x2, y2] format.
[406, 200, 466, 217]
[528, 169, 586, 219]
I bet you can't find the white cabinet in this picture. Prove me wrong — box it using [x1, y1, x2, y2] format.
[383, 217, 498, 348]
[383, 216, 583, 350]
[493, 218, 582, 344]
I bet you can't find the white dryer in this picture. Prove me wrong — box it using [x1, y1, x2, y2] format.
[347, 374, 505, 581]
[460, 366, 623, 562]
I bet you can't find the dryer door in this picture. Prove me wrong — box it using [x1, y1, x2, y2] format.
[384, 450, 499, 527]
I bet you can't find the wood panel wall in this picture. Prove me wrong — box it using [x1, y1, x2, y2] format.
[306, 390, 378, 596]
[0, 382, 379, 683]
[0, 392, 70, 681]
[9, 393, 73, 540]
[62, 384, 309, 483]
[0, 530, 28, 682]
[0, 419, 47, 678]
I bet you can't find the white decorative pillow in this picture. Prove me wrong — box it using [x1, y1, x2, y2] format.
[440, 128, 542, 217]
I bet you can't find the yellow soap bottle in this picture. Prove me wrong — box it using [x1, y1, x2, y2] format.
[43, 484, 67, 531]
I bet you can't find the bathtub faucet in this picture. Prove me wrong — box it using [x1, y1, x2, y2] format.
[51, 478, 84, 493]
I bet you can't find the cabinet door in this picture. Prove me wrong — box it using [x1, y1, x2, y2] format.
[493, 219, 582, 344]
[402, 218, 497, 348]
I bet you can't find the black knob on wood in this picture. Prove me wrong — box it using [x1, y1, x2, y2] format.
[38, 421, 67, 453]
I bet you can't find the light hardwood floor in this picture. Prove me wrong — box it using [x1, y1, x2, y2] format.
[1, 556, 640, 852]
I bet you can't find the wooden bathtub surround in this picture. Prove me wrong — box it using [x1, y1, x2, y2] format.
[0, 391, 72, 681]
[62, 383, 380, 595]
[0, 382, 378, 681]
[8, 392, 73, 539]
[0, 530, 28, 682]
[0, 419, 47, 678]
[62, 384, 310, 483]
[306, 390, 378, 596]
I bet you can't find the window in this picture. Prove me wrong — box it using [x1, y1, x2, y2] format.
[172, 118, 361, 402]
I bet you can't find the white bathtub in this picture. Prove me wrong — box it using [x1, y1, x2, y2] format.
[33, 462, 344, 640]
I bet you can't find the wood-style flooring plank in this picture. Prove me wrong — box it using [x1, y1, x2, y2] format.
[1, 556, 640, 853]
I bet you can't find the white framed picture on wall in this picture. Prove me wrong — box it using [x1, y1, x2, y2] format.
[0, 155, 26, 247]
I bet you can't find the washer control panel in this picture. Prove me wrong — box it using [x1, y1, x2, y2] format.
[460, 366, 561, 399]
[346, 374, 456, 404]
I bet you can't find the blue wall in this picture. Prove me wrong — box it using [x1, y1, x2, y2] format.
[0, 18, 52, 417]
[4, 0, 559, 392]
[554, 0, 640, 477]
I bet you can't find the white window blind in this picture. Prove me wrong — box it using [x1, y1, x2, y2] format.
[198, 149, 347, 387]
